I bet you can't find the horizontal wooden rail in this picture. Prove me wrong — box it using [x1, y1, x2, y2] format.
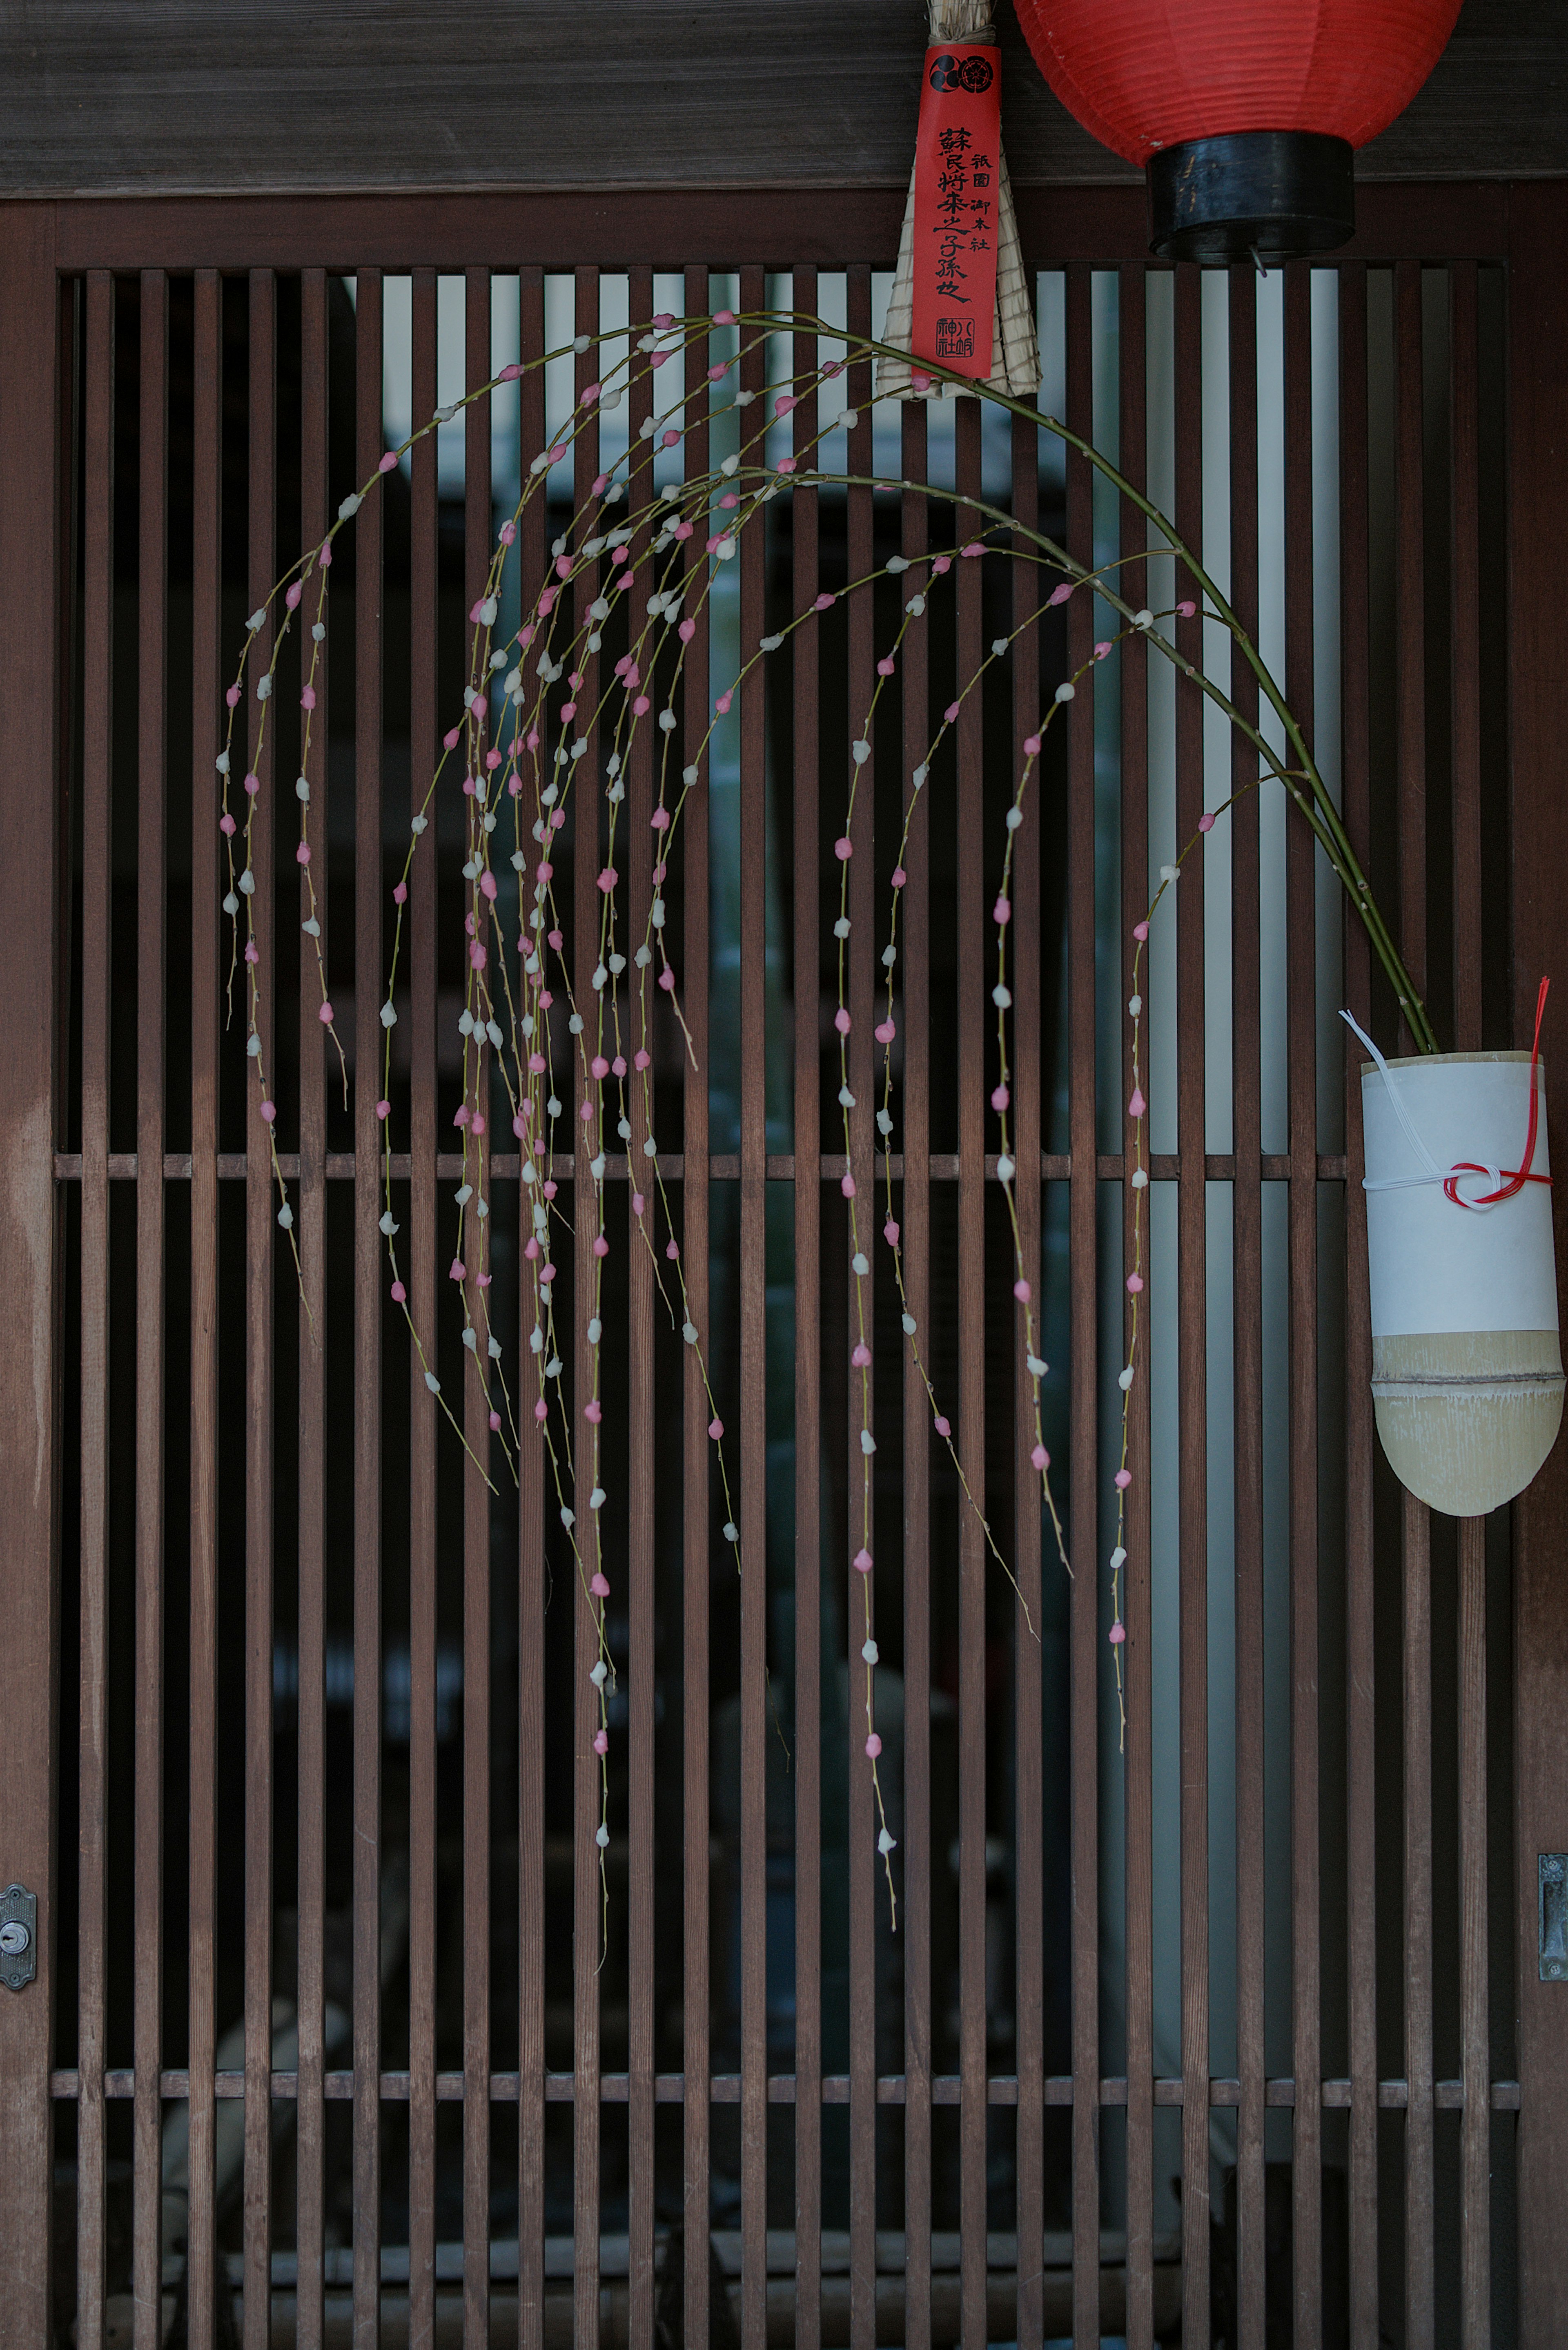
[36, 187, 1519, 274]
[162, 2227, 1189, 2284]
[49, 2067, 1523, 2109]
[53, 1150, 1352, 1184]
[165, 2230, 1187, 2289]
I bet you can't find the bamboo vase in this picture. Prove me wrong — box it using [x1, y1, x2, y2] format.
[1361, 1048, 1564, 1516]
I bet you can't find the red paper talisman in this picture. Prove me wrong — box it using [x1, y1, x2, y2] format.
[910, 44, 1001, 381]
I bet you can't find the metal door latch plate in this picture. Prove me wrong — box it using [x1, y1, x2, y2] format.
[0, 1883, 36, 1991]
[1540, 1854, 1567, 1981]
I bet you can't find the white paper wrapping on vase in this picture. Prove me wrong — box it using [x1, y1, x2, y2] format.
[1363, 1054, 1557, 1333]
[1361, 1050, 1564, 1516]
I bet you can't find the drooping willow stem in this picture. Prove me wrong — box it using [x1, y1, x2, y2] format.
[747, 307, 1440, 1056]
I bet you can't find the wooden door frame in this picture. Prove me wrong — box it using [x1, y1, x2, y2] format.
[0, 179, 1564, 2342]
[1506, 177, 1568, 2343]
[0, 201, 62, 2349]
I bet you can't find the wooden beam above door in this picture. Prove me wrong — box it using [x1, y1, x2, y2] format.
[0, 0, 1561, 201]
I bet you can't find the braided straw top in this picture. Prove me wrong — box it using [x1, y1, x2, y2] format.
[929, 0, 998, 38]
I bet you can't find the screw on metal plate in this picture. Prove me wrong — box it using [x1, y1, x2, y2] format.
[1540, 1854, 1568, 1982]
[0, 1884, 36, 1991]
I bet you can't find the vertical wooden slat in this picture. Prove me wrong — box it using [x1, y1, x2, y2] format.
[77, 263, 114, 2350]
[187, 261, 223, 2350]
[791, 272, 824, 2350]
[408, 261, 440, 2350]
[55, 269, 77, 1224]
[294, 261, 330, 2350]
[1508, 180, 1568, 2348]
[1336, 261, 1380, 2350]
[738, 258, 772, 2350]
[1011, 387, 1045, 2350]
[1172, 258, 1211, 2350]
[954, 389, 989, 2350]
[1402, 1491, 1434, 2348]
[1227, 263, 1267, 2350]
[572, 260, 603, 2350]
[461, 262, 491, 2350]
[133, 264, 169, 2350]
[242, 262, 277, 2350]
[1064, 259, 1100, 2350]
[1118, 262, 1155, 2350]
[626, 261, 657, 2350]
[1394, 259, 1434, 2350]
[898, 390, 933, 2350]
[1450, 260, 1490, 2350]
[1283, 259, 1322, 2350]
[352, 266, 385, 2350]
[1448, 265, 1482, 1057]
[844, 263, 877, 2350]
[0, 199, 60, 2350]
[681, 259, 713, 2350]
[1394, 265, 1427, 1056]
[1457, 1516, 1490, 2349]
[515, 261, 548, 2350]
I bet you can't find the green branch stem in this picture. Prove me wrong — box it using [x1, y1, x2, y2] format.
[745, 307, 1439, 1055]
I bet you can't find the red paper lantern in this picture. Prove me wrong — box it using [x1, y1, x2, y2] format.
[1012, 0, 1463, 259]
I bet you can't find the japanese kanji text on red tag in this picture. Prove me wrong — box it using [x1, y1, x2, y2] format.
[910, 45, 1001, 382]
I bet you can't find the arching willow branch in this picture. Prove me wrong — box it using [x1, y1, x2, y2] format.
[744, 307, 1438, 1055]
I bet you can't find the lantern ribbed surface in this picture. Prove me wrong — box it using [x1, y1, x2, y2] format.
[1011, 0, 1463, 165]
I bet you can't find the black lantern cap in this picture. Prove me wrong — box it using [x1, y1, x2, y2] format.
[1147, 130, 1354, 263]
